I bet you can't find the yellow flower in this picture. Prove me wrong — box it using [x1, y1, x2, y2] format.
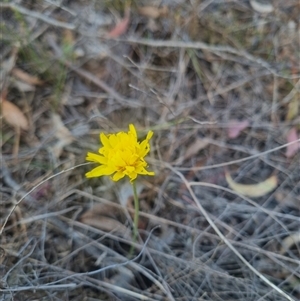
[85, 124, 154, 182]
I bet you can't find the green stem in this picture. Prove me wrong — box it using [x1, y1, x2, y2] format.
[132, 181, 139, 243]
[129, 181, 139, 256]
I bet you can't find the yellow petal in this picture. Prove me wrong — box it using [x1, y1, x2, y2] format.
[139, 168, 155, 176]
[128, 172, 138, 182]
[109, 134, 118, 146]
[129, 124, 137, 139]
[113, 151, 126, 166]
[125, 166, 135, 173]
[139, 131, 153, 156]
[86, 165, 114, 178]
[100, 133, 110, 148]
[86, 124, 154, 182]
[86, 152, 107, 164]
[146, 130, 153, 140]
[112, 171, 125, 181]
[139, 143, 150, 157]
[135, 164, 154, 175]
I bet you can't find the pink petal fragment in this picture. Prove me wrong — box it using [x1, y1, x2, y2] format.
[285, 127, 300, 158]
[107, 15, 130, 38]
[227, 120, 250, 139]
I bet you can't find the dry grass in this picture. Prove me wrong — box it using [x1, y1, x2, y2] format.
[1, 1, 300, 300]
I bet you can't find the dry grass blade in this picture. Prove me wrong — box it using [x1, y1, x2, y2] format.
[0, 163, 90, 236]
[0, 2, 76, 29]
[174, 168, 296, 301]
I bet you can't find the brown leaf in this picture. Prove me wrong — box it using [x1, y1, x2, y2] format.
[184, 138, 209, 160]
[225, 172, 278, 197]
[63, 29, 75, 45]
[81, 203, 125, 220]
[2, 98, 29, 130]
[138, 6, 168, 19]
[285, 127, 300, 158]
[80, 204, 130, 239]
[12, 68, 44, 86]
[81, 215, 129, 236]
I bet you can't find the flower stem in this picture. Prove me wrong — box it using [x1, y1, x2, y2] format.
[129, 181, 139, 256]
[132, 181, 139, 243]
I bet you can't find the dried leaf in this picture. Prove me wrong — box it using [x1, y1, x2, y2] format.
[1, 48, 18, 75]
[12, 68, 44, 85]
[13, 80, 35, 92]
[2, 98, 29, 130]
[107, 10, 130, 38]
[51, 113, 74, 157]
[225, 172, 278, 197]
[52, 114, 73, 142]
[80, 206, 130, 239]
[285, 127, 300, 158]
[138, 6, 168, 19]
[63, 29, 75, 45]
[80, 203, 125, 220]
[81, 215, 129, 235]
[227, 120, 249, 139]
[184, 138, 209, 160]
[280, 232, 300, 254]
[250, 0, 274, 13]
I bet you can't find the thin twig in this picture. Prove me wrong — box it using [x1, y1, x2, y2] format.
[45, 34, 141, 108]
[174, 139, 300, 171]
[1, 226, 163, 301]
[122, 38, 299, 79]
[1, 158, 36, 203]
[1, 283, 78, 292]
[168, 165, 295, 301]
[0, 2, 76, 29]
[0, 162, 91, 236]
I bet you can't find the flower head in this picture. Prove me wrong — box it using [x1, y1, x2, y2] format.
[86, 124, 154, 182]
